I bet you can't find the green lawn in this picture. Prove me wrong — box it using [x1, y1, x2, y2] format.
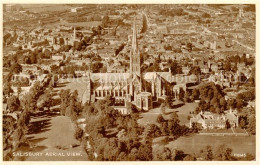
[165, 135, 255, 156]
[166, 102, 198, 125]
[16, 112, 88, 161]
[138, 102, 198, 126]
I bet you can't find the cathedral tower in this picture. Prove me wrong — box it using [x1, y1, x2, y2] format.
[130, 18, 141, 77]
[129, 18, 142, 97]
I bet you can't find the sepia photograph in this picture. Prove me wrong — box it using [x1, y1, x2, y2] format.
[2, 3, 257, 162]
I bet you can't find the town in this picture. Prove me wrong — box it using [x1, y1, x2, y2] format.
[3, 4, 256, 161]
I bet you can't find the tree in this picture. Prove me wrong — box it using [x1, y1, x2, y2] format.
[157, 114, 165, 123]
[136, 139, 153, 161]
[41, 88, 53, 110]
[239, 116, 247, 129]
[184, 90, 191, 102]
[200, 145, 214, 160]
[191, 122, 202, 133]
[191, 88, 200, 101]
[174, 150, 186, 160]
[60, 89, 71, 115]
[225, 120, 231, 129]
[7, 95, 20, 112]
[74, 127, 83, 141]
[247, 114, 256, 135]
[236, 98, 245, 111]
[183, 154, 196, 161]
[196, 82, 226, 114]
[248, 67, 255, 86]
[178, 88, 185, 101]
[22, 93, 37, 113]
[219, 97, 227, 110]
[189, 66, 201, 76]
[12, 127, 25, 150]
[154, 146, 173, 160]
[169, 60, 182, 75]
[3, 82, 13, 97]
[223, 61, 231, 71]
[214, 144, 233, 161]
[10, 63, 22, 74]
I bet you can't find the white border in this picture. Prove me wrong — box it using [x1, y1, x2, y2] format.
[0, 1, 259, 165]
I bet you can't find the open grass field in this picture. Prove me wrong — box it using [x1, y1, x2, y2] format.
[138, 102, 198, 126]
[16, 111, 88, 161]
[165, 135, 255, 156]
[167, 102, 198, 125]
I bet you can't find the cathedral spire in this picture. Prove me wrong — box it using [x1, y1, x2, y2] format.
[132, 17, 138, 53]
[129, 17, 142, 95]
[130, 17, 140, 77]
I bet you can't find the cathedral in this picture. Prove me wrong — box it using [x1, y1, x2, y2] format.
[82, 19, 187, 111]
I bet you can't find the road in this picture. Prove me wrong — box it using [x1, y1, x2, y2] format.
[232, 39, 255, 51]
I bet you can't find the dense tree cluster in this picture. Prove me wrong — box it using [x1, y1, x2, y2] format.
[168, 60, 183, 75]
[189, 66, 201, 76]
[4, 33, 18, 46]
[77, 96, 154, 161]
[238, 107, 255, 135]
[199, 144, 254, 161]
[192, 82, 226, 114]
[227, 88, 255, 111]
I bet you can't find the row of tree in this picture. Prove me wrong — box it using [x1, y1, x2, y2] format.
[3, 75, 54, 160]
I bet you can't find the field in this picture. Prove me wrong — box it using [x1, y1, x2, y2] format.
[16, 111, 88, 161]
[167, 102, 198, 125]
[138, 102, 198, 126]
[21, 4, 72, 13]
[165, 135, 255, 156]
[14, 80, 89, 161]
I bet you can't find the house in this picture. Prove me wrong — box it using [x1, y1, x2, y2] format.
[200, 65, 209, 74]
[52, 55, 63, 61]
[190, 109, 238, 129]
[211, 63, 219, 72]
